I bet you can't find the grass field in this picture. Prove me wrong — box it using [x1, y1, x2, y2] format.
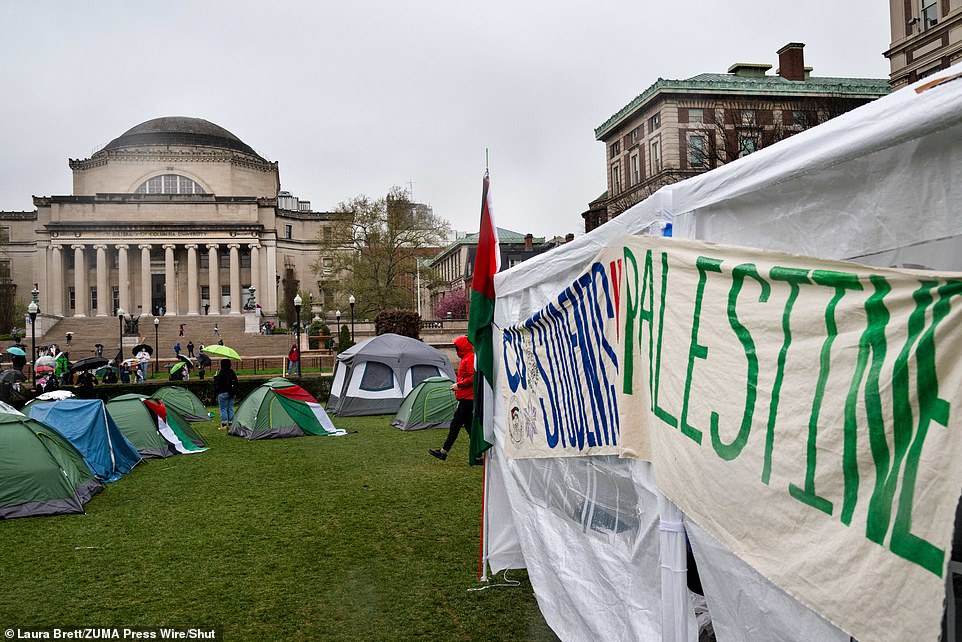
[0, 411, 559, 641]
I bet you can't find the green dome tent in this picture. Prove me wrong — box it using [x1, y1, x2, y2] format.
[151, 386, 211, 422]
[392, 376, 457, 431]
[106, 394, 207, 458]
[0, 413, 103, 519]
[230, 378, 345, 440]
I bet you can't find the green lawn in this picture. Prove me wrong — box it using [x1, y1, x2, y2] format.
[0, 412, 558, 641]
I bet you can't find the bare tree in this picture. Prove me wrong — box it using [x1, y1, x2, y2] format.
[312, 187, 450, 317]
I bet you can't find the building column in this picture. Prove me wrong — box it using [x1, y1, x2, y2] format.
[94, 245, 108, 316]
[185, 244, 199, 315]
[228, 243, 241, 315]
[116, 244, 129, 316]
[207, 244, 220, 315]
[50, 245, 64, 316]
[139, 244, 152, 315]
[249, 244, 261, 311]
[163, 244, 176, 315]
[264, 241, 277, 316]
[72, 244, 86, 317]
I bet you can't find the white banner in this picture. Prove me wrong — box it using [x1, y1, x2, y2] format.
[607, 234, 962, 642]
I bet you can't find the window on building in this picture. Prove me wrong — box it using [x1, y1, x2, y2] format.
[322, 257, 333, 277]
[628, 127, 640, 145]
[688, 108, 704, 124]
[648, 113, 661, 131]
[611, 164, 622, 194]
[135, 174, 206, 195]
[285, 224, 293, 240]
[0, 227, 9, 244]
[689, 135, 707, 168]
[739, 134, 759, 157]
[68, 287, 75, 311]
[89, 286, 97, 312]
[240, 250, 251, 268]
[650, 138, 662, 173]
[741, 109, 757, 126]
[65, 252, 74, 269]
[609, 141, 621, 159]
[921, 0, 939, 29]
[0, 260, 10, 281]
[630, 154, 640, 186]
[112, 287, 119, 315]
[792, 110, 809, 126]
[201, 286, 210, 305]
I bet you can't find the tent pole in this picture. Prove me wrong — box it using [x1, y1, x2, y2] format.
[658, 495, 688, 642]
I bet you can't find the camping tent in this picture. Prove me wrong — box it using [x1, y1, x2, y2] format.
[106, 394, 207, 457]
[328, 333, 454, 416]
[0, 413, 103, 518]
[151, 386, 211, 422]
[482, 70, 962, 642]
[230, 377, 344, 439]
[392, 376, 457, 431]
[26, 398, 141, 482]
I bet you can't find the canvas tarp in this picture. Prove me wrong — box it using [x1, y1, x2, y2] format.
[392, 376, 457, 431]
[0, 413, 103, 519]
[328, 333, 455, 416]
[482, 69, 962, 642]
[27, 398, 141, 482]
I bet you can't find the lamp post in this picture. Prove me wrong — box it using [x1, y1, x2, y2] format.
[28, 301, 38, 385]
[117, 308, 125, 363]
[349, 294, 356, 343]
[293, 294, 302, 376]
[335, 309, 341, 343]
[153, 317, 160, 376]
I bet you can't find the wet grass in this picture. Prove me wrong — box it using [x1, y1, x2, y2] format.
[0, 413, 558, 641]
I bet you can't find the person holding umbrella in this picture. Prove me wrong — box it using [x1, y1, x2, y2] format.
[197, 346, 211, 380]
[213, 358, 239, 430]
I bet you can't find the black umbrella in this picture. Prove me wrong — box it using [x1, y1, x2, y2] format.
[131, 344, 153, 355]
[69, 356, 109, 373]
[177, 354, 194, 369]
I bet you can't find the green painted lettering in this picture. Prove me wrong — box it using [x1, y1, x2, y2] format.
[711, 263, 770, 460]
[680, 256, 723, 445]
[789, 269, 862, 515]
[764, 267, 811, 485]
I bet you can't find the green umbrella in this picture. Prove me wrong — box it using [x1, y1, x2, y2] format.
[169, 361, 188, 374]
[95, 365, 118, 378]
[201, 344, 240, 360]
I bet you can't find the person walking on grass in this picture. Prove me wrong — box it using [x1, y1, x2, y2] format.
[214, 358, 239, 430]
[429, 335, 474, 461]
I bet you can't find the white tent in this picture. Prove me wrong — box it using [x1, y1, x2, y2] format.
[483, 69, 962, 642]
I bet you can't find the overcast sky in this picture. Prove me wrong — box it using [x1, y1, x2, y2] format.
[1, 1, 892, 238]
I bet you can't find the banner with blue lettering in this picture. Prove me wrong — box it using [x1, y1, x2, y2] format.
[608, 234, 962, 642]
[500, 258, 623, 458]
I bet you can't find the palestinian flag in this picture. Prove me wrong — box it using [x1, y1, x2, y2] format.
[468, 171, 499, 464]
[142, 399, 207, 454]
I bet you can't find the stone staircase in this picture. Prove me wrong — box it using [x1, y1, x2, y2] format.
[37, 314, 294, 364]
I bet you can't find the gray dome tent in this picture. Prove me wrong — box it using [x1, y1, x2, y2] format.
[328, 333, 454, 416]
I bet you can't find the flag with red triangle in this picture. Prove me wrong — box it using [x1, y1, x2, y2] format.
[468, 171, 499, 464]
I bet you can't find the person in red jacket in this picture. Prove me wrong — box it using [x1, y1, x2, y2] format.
[429, 335, 474, 461]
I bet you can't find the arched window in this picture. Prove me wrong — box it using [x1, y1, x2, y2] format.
[135, 174, 206, 195]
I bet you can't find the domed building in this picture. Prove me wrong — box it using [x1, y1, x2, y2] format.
[2, 116, 330, 326]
